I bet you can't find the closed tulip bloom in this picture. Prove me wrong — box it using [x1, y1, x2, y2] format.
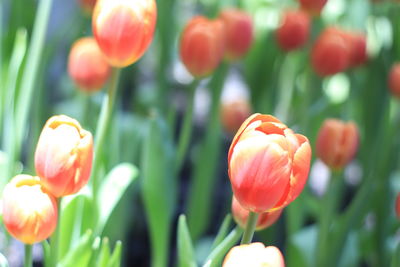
[231, 196, 282, 231]
[223, 243, 285, 267]
[79, 0, 97, 14]
[68, 37, 111, 92]
[221, 99, 252, 135]
[180, 16, 225, 78]
[388, 63, 400, 98]
[2, 175, 58, 244]
[35, 115, 93, 197]
[92, 0, 157, 67]
[316, 119, 359, 170]
[219, 8, 253, 61]
[346, 32, 367, 67]
[298, 0, 328, 16]
[276, 10, 310, 52]
[396, 193, 400, 219]
[228, 114, 311, 213]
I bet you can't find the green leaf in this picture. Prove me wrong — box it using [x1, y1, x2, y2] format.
[391, 241, 400, 267]
[59, 230, 93, 267]
[97, 163, 138, 234]
[108, 241, 122, 267]
[97, 238, 111, 267]
[210, 214, 232, 251]
[42, 241, 51, 267]
[0, 252, 9, 267]
[177, 215, 197, 267]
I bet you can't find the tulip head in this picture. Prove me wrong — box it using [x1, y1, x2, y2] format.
[2, 175, 58, 244]
[180, 16, 225, 78]
[92, 0, 157, 67]
[316, 119, 359, 170]
[221, 99, 252, 135]
[35, 115, 93, 197]
[68, 37, 111, 92]
[347, 32, 367, 67]
[223, 242, 285, 267]
[228, 114, 312, 213]
[396, 193, 400, 219]
[276, 10, 310, 52]
[389, 63, 400, 98]
[298, 0, 328, 16]
[219, 8, 253, 61]
[231, 196, 282, 231]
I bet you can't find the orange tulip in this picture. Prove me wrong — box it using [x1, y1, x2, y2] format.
[228, 114, 311, 213]
[68, 37, 111, 92]
[223, 243, 285, 267]
[2, 175, 58, 244]
[179, 16, 225, 78]
[389, 63, 400, 98]
[219, 8, 253, 61]
[396, 193, 400, 219]
[92, 0, 157, 67]
[298, 0, 328, 16]
[231, 196, 282, 231]
[221, 99, 252, 135]
[316, 119, 359, 170]
[276, 10, 310, 52]
[35, 115, 93, 197]
[79, 0, 97, 14]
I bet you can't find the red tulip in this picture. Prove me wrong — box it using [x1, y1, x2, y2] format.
[221, 99, 252, 135]
[388, 63, 400, 98]
[276, 10, 310, 52]
[298, 0, 328, 16]
[316, 119, 359, 170]
[345, 32, 368, 67]
[396, 193, 400, 219]
[2, 175, 58, 244]
[228, 114, 311, 213]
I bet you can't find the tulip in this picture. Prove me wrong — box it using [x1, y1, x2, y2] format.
[180, 16, 225, 78]
[276, 10, 310, 52]
[346, 32, 367, 67]
[231, 196, 282, 231]
[223, 242, 285, 267]
[92, 0, 157, 67]
[68, 37, 111, 92]
[316, 119, 359, 170]
[2, 175, 58, 244]
[221, 99, 252, 135]
[396, 193, 400, 219]
[79, 0, 97, 14]
[35, 115, 93, 197]
[388, 63, 400, 98]
[298, 0, 328, 16]
[219, 8, 253, 61]
[228, 114, 311, 213]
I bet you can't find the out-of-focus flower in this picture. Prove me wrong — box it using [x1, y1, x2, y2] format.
[219, 8, 253, 61]
[223, 242, 285, 267]
[276, 10, 310, 52]
[35, 115, 93, 197]
[68, 37, 111, 92]
[228, 113, 311, 213]
[298, 0, 328, 16]
[346, 32, 367, 67]
[221, 99, 252, 135]
[231, 196, 282, 231]
[79, 0, 97, 14]
[316, 119, 359, 170]
[311, 27, 350, 76]
[2, 175, 58, 244]
[389, 63, 400, 98]
[180, 16, 225, 78]
[92, 0, 157, 67]
[396, 193, 400, 219]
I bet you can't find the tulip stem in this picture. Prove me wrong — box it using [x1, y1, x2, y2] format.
[240, 212, 258, 244]
[24, 244, 32, 267]
[50, 198, 62, 267]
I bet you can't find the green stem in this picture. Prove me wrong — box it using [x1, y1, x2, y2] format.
[175, 79, 199, 173]
[24, 244, 32, 267]
[51, 198, 62, 267]
[240, 212, 258, 244]
[91, 68, 121, 199]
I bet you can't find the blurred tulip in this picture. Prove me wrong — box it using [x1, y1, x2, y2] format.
[223, 242, 285, 267]
[92, 0, 157, 67]
[68, 37, 111, 92]
[298, 0, 328, 16]
[79, 0, 97, 14]
[231, 196, 282, 231]
[276, 10, 310, 52]
[221, 99, 252, 135]
[180, 16, 225, 78]
[396, 193, 400, 219]
[388, 63, 400, 98]
[2, 175, 58, 244]
[311, 27, 350, 76]
[35, 115, 93, 197]
[346, 32, 367, 67]
[228, 114, 311, 213]
[219, 8, 253, 61]
[316, 119, 359, 170]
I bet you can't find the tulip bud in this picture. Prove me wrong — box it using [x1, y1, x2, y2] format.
[316, 119, 359, 170]
[92, 0, 157, 67]
[35, 115, 93, 197]
[2, 175, 58, 244]
[396, 193, 400, 219]
[345, 32, 367, 68]
[219, 8, 253, 61]
[311, 27, 350, 76]
[180, 16, 225, 78]
[221, 99, 252, 135]
[388, 63, 400, 98]
[79, 0, 97, 14]
[223, 243, 285, 267]
[298, 0, 328, 16]
[276, 10, 310, 52]
[228, 114, 311, 213]
[68, 37, 111, 92]
[231, 196, 282, 231]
